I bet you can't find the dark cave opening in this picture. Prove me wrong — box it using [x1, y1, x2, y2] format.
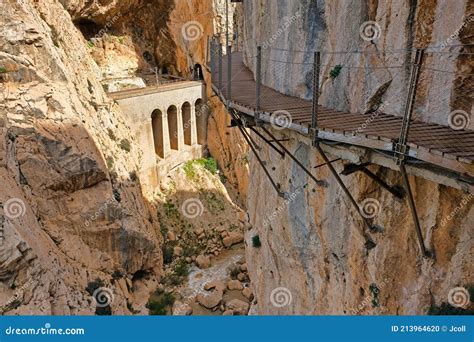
[74, 18, 105, 40]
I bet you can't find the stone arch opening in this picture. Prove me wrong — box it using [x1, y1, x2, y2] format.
[151, 109, 165, 158]
[182, 102, 192, 146]
[195, 99, 207, 145]
[167, 105, 179, 150]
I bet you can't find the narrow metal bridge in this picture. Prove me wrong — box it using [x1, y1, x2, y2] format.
[207, 40, 473, 258]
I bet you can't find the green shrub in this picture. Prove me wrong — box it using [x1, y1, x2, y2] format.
[174, 259, 189, 277]
[106, 156, 114, 169]
[86, 278, 104, 296]
[164, 201, 179, 218]
[107, 128, 117, 141]
[252, 235, 261, 248]
[197, 157, 218, 174]
[330, 64, 343, 78]
[229, 266, 240, 280]
[147, 291, 175, 315]
[119, 139, 131, 152]
[162, 245, 174, 264]
[183, 160, 197, 180]
[87, 40, 94, 48]
[0, 67, 7, 74]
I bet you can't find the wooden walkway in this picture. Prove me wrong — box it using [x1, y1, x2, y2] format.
[212, 52, 474, 176]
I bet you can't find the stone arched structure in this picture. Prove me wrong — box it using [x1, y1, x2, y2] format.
[108, 81, 206, 194]
[151, 109, 166, 158]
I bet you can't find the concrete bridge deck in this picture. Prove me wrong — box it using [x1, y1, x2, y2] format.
[212, 52, 473, 177]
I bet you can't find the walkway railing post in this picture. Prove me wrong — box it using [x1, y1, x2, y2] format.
[218, 42, 223, 93]
[395, 48, 424, 164]
[210, 39, 215, 85]
[394, 48, 430, 258]
[255, 45, 262, 124]
[311, 51, 320, 146]
[227, 44, 232, 106]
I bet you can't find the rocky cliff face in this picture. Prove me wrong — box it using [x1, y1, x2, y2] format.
[0, 0, 164, 315]
[244, 129, 472, 314]
[207, 1, 473, 315]
[241, 0, 473, 127]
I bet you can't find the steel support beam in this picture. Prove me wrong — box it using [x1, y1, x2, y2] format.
[316, 143, 377, 250]
[249, 127, 285, 158]
[341, 163, 405, 199]
[231, 111, 284, 197]
[259, 126, 327, 187]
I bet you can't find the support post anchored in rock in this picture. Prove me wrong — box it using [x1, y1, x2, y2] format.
[249, 126, 285, 158]
[315, 143, 378, 250]
[259, 126, 327, 187]
[227, 44, 232, 107]
[394, 48, 432, 259]
[341, 163, 405, 199]
[255, 45, 262, 126]
[230, 109, 284, 197]
[218, 42, 223, 93]
[310, 51, 321, 147]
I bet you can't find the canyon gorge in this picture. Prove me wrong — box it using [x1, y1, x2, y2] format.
[0, 0, 472, 317]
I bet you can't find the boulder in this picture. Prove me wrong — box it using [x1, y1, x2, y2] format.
[204, 280, 226, 292]
[167, 231, 176, 241]
[173, 246, 183, 256]
[227, 279, 243, 291]
[237, 272, 246, 282]
[196, 290, 223, 309]
[242, 287, 254, 301]
[225, 298, 249, 315]
[196, 254, 210, 269]
[194, 227, 204, 236]
[222, 310, 234, 316]
[173, 301, 193, 316]
[240, 263, 248, 272]
[222, 231, 244, 247]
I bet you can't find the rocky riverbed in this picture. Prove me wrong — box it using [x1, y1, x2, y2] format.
[148, 158, 254, 316]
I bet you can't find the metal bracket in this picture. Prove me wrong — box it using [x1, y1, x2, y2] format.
[341, 163, 405, 199]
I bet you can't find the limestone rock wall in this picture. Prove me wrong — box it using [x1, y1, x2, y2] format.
[0, 0, 163, 314]
[241, 0, 473, 127]
[244, 128, 472, 314]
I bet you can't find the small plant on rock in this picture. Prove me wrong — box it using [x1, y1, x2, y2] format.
[330, 64, 343, 78]
[252, 235, 262, 248]
[119, 138, 131, 152]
